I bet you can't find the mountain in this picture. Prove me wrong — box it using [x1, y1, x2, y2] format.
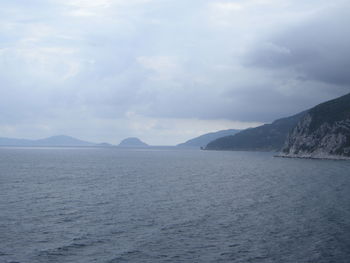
[177, 129, 241, 148]
[33, 135, 95, 146]
[0, 135, 95, 147]
[205, 112, 306, 151]
[280, 93, 350, 159]
[118, 137, 148, 147]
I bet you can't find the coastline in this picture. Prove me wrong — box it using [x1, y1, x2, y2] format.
[275, 153, 350, 161]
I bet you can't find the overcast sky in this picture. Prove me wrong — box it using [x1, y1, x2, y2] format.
[0, 0, 349, 145]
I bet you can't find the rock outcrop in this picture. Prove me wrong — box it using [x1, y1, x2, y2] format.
[280, 93, 350, 159]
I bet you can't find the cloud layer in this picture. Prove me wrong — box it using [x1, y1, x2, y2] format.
[0, 0, 349, 144]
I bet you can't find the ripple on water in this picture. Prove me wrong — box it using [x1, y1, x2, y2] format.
[0, 149, 350, 263]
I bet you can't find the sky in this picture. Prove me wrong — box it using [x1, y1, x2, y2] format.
[0, 0, 349, 145]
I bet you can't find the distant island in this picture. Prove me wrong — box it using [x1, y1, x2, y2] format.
[177, 129, 240, 148]
[0, 135, 96, 147]
[0, 135, 150, 149]
[118, 137, 148, 147]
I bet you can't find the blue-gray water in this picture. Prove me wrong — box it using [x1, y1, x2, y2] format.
[1, 148, 350, 263]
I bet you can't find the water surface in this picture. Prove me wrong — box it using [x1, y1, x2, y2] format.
[0, 148, 349, 262]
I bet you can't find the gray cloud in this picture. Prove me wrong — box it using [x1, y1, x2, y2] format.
[244, 2, 350, 86]
[0, 0, 349, 144]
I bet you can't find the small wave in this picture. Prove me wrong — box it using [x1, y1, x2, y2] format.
[107, 250, 149, 263]
[36, 237, 107, 259]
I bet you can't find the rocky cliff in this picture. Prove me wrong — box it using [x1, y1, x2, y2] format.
[281, 93, 350, 159]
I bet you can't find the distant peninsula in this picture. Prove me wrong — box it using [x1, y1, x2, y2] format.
[118, 137, 148, 147]
[177, 129, 240, 148]
[205, 112, 306, 151]
[205, 92, 350, 160]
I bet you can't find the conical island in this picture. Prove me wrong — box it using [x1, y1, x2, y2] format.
[118, 137, 148, 147]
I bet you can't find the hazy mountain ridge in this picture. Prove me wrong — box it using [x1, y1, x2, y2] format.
[205, 112, 306, 151]
[0, 135, 96, 147]
[177, 129, 241, 148]
[280, 93, 350, 159]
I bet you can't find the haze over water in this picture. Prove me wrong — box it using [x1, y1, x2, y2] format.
[1, 148, 350, 263]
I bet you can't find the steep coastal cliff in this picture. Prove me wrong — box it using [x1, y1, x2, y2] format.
[280, 93, 350, 159]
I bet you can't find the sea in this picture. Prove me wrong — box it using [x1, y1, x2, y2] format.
[0, 147, 350, 263]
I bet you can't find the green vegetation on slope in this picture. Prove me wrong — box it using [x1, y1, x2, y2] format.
[205, 112, 306, 151]
[308, 93, 350, 133]
[177, 129, 240, 148]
